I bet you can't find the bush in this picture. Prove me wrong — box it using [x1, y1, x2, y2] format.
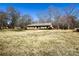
[13, 27, 24, 31]
[74, 28, 79, 32]
[48, 27, 53, 29]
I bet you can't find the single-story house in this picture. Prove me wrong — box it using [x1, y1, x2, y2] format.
[27, 23, 53, 29]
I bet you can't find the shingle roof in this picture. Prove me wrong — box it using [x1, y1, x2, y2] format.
[27, 23, 52, 27]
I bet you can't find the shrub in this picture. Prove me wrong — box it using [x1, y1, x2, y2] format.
[74, 28, 79, 32]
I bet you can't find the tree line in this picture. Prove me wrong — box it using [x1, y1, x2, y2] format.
[0, 6, 32, 30]
[37, 4, 79, 29]
[0, 4, 79, 30]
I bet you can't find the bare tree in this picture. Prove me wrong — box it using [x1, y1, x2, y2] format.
[37, 5, 61, 28]
[37, 10, 50, 23]
[63, 4, 77, 29]
[48, 6, 62, 29]
[17, 14, 32, 29]
[7, 6, 20, 29]
[0, 10, 7, 29]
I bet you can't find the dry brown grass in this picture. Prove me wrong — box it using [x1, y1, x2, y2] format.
[0, 30, 79, 56]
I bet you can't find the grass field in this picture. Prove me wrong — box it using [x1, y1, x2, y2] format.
[0, 30, 79, 56]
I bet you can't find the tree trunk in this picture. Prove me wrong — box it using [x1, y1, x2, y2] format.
[57, 25, 60, 29]
[68, 24, 70, 29]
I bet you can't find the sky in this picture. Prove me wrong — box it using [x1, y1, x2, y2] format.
[0, 3, 79, 20]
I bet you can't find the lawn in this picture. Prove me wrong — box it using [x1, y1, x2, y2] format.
[0, 30, 79, 56]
